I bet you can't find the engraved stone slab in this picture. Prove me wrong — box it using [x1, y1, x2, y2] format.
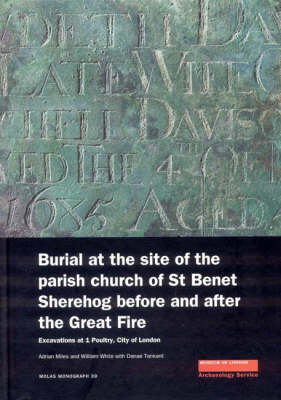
[0, 0, 281, 236]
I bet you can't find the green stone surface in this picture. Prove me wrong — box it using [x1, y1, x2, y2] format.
[0, 0, 281, 236]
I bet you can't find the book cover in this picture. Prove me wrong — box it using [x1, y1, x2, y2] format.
[0, 0, 281, 399]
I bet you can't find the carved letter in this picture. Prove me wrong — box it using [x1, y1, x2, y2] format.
[131, 188, 174, 231]
[44, 153, 68, 184]
[34, 64, 67, 96]
[139, 97, 175, 140]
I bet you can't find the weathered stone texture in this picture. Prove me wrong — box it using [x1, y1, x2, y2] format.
[0, 0, 280, 236]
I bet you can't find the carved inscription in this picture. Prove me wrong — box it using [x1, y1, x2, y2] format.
[0, 0, 281, 236]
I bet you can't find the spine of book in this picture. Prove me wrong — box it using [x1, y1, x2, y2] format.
[0, 239, 8, 400]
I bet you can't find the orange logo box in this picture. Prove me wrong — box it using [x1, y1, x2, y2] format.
[198, 360, 258, 372]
